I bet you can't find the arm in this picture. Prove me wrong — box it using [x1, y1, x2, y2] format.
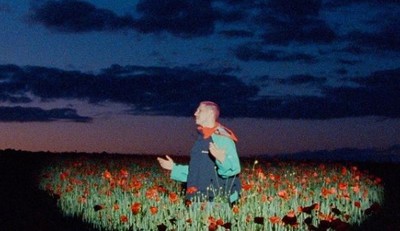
[211, 134, 241, 178]
[170, 164, 189, 182]
[157, 155, 189, 182]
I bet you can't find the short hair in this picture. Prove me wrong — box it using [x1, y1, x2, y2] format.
[200, 101, 220, 120]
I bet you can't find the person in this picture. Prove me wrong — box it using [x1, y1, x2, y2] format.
[157, 101, 241, 204]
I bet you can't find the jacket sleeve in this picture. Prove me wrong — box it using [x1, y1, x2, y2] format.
[212, 134, 241, 178]
[170, 164, 189, 182]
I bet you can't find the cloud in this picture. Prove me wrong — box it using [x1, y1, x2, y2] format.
[0, 106, 91, 122]
[234, 44, 317, 63]
[27, 0, 216, 37]
[134, 0, 216, 37]
[219, 29, 254, 38]
[325, 0, 400, 8]
[277, 74, 327, 86]
[346, 23, 400, 52]
[26, 0, 340, 43]
[0, 3, 11, 13]
[255, 0, 336, 45]
[28, 0, 135, 32]
[1, 64, 399, 120]
[0, 64, 259, 117]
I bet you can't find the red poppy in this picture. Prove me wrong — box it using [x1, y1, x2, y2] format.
[131, 202, 141, 215]
[354, 201, 361, 208]
[150, 206, 158, 215]
[215, 218, 223, 226]
[318, 212, 335, 222]
[321, 187, 332, 198]
[59, 171, 68, 181]
[185, 199, 192, 207]
[269, 216, 281, 224]
[186, 186, 198, 194]
[168, 192, 179, 203]
[103, 170, 112, 180]
[352, 184, 360, 193]
[120, 215, 128, 223]
[242, 182, 253, 191]
[232, 205, 240, 214]
[130, 179, 142, 191]
[339, 182, 348, 191]
[374, 177, 382, 185]
[113, 203, 120, 211]
[145, 188, 159, 200]
[341, 166, 348, 175]
[119, 169, 129, 178]
[278, 190, 289, 200]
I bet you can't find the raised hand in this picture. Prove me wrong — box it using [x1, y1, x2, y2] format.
[157, 155, 174, 170]
[209, 142, 226, 162]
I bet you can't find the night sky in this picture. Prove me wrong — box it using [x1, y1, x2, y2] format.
[0, 0, 399, 156]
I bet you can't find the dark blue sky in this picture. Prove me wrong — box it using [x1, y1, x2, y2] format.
[0, 0, 399, 155]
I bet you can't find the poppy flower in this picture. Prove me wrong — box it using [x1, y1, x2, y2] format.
[269, 216, 281, 224]
[341, 167, 348, 175]
[113, 202, 120, 211]
[354, 201, 361, 208]
[103, 170, 112, 180]
[130, 179, 142, 191]
[119, 169, 129, 178]
[278, 190, 289, 200]
[186, 186, 198, 194]
[59, 171, 68, 181]
[216, 218, 224, 226]
[352, 184, 360, 193]
[232, 205, 239, 214]
[150, 206, 158, 215]
[131, 202, 141, 215]
[146, 188, 159, 200]
[208, 223, 217, 231]
[338, 182, 348, 191]
[242, 182, 253, 191]
[168, 192, 178, 203]
[185, 199, 192, 207]
[120, 215, 128, 223]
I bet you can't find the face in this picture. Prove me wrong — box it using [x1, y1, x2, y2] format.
[194, 103, 213, 126]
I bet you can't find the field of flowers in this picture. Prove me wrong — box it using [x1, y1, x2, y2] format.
[38, 155, 384, 231]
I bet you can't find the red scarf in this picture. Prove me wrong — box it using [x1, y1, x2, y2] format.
[197, 123, 238, 142]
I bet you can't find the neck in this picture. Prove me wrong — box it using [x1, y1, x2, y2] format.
[201, 120, 217, 128]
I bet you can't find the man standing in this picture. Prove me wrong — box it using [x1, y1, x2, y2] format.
[157, 101, 241, 203]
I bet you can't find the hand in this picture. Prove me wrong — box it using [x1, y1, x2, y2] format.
[209, 142, 225, 162]
[157, 155, 174, 171]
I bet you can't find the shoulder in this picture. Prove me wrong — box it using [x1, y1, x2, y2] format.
[212, 132, 235, 145]
[213, 125, 238, 142]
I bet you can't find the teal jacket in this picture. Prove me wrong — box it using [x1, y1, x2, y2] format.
[171, 133, 240, 181]
[170, 133, 241, 202]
